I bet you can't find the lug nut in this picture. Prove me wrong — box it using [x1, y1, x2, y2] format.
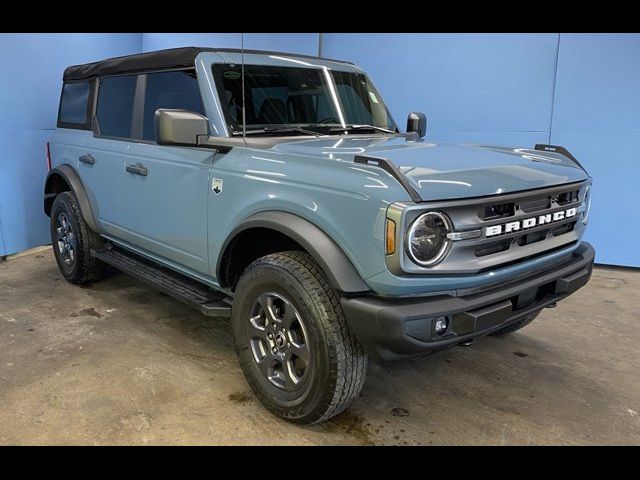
[272, 347, 278, 354]
[267, 332, 274, 340]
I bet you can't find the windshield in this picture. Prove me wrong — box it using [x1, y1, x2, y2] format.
[212, 63, 398, 135]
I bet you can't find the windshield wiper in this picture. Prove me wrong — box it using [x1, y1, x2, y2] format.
[329, 124, 397, 134]
[233, 127, 321, 137]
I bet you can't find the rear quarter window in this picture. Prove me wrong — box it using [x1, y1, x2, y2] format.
[58, 82, 90, 126]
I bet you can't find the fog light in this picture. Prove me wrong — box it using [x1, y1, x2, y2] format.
[434, 316, 449, 336]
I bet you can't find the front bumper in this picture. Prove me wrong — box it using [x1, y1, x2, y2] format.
[341, 242, 595, 361]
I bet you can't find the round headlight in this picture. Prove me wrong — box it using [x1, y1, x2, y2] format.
[582, 185, 591, 224]
[406, 211, 452, 267]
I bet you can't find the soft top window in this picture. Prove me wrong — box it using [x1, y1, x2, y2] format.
[58, 82, 90, 127]
[96, 75, 137, 138]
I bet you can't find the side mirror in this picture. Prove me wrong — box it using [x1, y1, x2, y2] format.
[155, 109, 210, 146]
[406, 112, 427, 139]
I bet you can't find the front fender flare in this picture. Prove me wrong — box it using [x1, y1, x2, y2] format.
[44, 165, 100, 233]
[218, 211, 370, 294]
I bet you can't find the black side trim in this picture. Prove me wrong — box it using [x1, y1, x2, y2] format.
[196, 135, 233, 153]
[354, 154, 422, 203]
[92, 244, 231, 318]
[534, 144, 588, 173]
[44, 165, 100, 233]
[217, 211, 370, 293]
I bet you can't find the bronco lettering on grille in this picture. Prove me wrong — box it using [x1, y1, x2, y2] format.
[485, 207, 577, 237]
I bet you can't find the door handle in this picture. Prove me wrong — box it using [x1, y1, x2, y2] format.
[79, 154, 95, 165]
[126, 163, 148, 176]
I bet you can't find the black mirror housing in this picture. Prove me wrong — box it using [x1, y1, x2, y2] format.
[406, 112, 427, 139]
[155, 109, 210, 146]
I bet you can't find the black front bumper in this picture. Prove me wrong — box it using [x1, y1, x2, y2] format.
[341, 242, 595, 361]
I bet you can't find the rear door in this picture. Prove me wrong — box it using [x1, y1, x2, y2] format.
[120, 70, 214, 274]
[81, 75, 137, 237]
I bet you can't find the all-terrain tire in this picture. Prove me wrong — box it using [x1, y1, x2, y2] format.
[232, 251, 367, 424]
[50, 191, 105, 284]
[490, 310, 542, 336]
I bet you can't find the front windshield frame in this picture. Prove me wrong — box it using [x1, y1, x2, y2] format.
[211, 62, 398, 136]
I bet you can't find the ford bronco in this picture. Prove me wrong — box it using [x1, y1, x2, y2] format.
[44, 47, 594, 423]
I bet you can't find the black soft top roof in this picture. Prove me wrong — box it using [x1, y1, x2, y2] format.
[63, 46, 353, 81]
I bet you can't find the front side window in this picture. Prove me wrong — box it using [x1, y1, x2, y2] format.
[59, 82, 90, 126]
[96, 75, 137, 138]
[141, 71, 205, 141]
[212, 64, 397, 135]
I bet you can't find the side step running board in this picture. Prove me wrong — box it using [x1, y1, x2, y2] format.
[91, 245, 232, 318]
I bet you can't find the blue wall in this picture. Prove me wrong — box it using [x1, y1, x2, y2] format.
[0, 33, 142, 257]
[322, 33, 559, 148]
[549, 34, 640, 267]
[1, 33, 638, 267]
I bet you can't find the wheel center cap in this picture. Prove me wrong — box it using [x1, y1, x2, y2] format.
[275, 332, 286, 349]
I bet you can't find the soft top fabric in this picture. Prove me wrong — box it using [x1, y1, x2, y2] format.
[63, 47, 209, 81]
[63, 47, 353, 81]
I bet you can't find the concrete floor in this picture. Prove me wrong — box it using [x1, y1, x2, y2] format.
[0, 248, 639, 445]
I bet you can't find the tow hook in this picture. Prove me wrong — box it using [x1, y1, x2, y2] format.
[458, 339, 474, 347]
[545, 302, 557, 309]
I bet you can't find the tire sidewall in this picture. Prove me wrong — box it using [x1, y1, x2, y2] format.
[50, 193, 81, 280]
[232, 260, 336, 422]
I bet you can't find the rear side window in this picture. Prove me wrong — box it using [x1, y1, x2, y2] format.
[96, 75, 137, 138]
[141, 71, 204, 141]
[58, 82, 90, 126]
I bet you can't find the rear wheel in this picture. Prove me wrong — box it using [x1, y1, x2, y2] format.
[490, 310, 541, 336]
[50, 191, 105, 284]
[232, 251, 367, 424]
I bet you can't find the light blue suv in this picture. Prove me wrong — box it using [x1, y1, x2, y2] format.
[45, 47, 595, 423]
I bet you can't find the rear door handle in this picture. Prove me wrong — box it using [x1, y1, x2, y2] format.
[126, 163, 148, 176]
[79, 154, 95, 165]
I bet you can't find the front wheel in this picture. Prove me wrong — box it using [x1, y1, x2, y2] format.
[232, 251, 367, 424]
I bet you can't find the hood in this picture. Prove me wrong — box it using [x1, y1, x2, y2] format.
[274, 136, 589, 201]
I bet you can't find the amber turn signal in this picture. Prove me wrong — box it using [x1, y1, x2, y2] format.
[385, 219, 396, 255]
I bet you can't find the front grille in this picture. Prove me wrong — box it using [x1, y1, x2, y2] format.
[387, 181, 589, 275]
[474, 219, 577, 258]
[519, 196, 551, 213]
[517, 228, 548, 247]
[551, 220, 576, 237]
[482, 202, 515, 221]
[475, 240, 511, 257]
[557, 189, 579, 205]
[480, 188, 580, 218]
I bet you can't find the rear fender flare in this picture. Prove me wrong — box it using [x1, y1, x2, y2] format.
[44, 165, 100, 233]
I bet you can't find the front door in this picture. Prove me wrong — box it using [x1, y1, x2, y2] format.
[120, 70, 213, 274]
[122, 143, 214, 274]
